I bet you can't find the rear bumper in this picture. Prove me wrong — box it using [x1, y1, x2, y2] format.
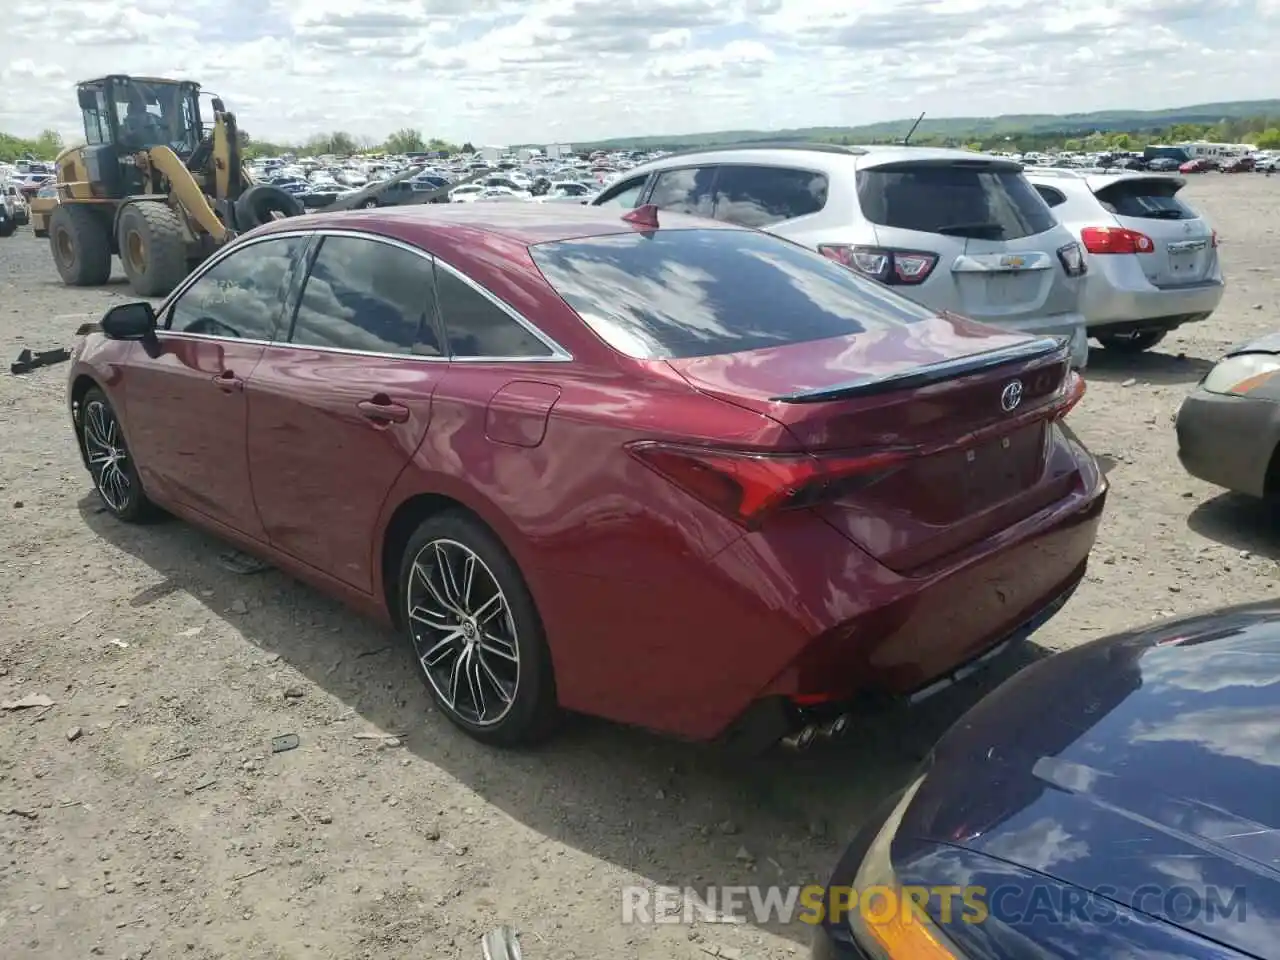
[1176, 388, 1280, 498]
[1083, 258, 1224, 329]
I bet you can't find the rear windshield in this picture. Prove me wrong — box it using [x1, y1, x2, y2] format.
[529, 228, 936, 360]
[856, 163, 1056, 241]
[1093, 179, 1197, 221]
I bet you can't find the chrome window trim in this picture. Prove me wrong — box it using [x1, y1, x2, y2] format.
[158, 227, 573, 364]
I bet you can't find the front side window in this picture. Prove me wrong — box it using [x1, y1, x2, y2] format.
[290, 236, 443, 356]
[434, 265, 553, 359]
[530, 228, 936, 360]
[167, 236, 307, 340]
[711, 165, 829, 228]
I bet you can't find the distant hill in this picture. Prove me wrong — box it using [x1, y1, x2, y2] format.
[576, 100, 1280, 151]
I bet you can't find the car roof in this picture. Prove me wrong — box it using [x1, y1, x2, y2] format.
[1024, 167, 1187, 191]
[625, 142, 1020, 173]
[252, 201, 744, 247]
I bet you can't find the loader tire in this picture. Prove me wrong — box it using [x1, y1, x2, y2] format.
[117, 201, 189, 298]
[234, 185, 304, 231]
[49, 205, 113, 286]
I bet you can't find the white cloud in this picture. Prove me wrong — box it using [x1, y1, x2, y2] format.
[0, 0, 1276, 145]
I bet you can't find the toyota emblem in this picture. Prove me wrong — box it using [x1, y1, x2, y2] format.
[1000, 380, 1024, 412]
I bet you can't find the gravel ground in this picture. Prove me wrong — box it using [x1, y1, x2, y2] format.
[2, 174, 1279, 960]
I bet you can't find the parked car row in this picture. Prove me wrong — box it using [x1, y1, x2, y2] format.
[588, 144, 1224, 359]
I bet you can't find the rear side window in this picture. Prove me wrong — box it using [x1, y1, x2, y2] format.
[291, 236, 443, 356]
[530, 228, 936, 360]
[1093, 179, 1198, 221]
[647, 167, 716, 217]
[711, 165, 828, 228]
[857, 163, 1056, 240]
[434, 265, 554, 359]
[1033, 185, 1067, 208]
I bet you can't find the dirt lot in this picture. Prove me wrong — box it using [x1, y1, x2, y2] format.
[2, 174, 1279, 960]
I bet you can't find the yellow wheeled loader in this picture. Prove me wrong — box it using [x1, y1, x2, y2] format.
[47, 75, 304, 298]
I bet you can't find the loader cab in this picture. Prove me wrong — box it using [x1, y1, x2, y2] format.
[77, 75, 204, 196]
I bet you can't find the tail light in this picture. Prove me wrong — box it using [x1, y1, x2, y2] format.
[1056, 241, 1088, 277]
[1080, 226, 1154, 254]
[626, 441, 910, 529]
[1212, 230, 1219, 248]
[818, 245, 938, 285]
[1054, 371, 1086, 419]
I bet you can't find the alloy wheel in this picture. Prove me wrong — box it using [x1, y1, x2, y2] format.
[83, 399, 132, 512]
[406, 538, 520, 726]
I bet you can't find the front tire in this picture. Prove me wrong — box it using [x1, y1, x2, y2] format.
[117, 201, 189, 298]
[80, 387, 155, 522]
[1096, 329, 1167, 353]
[48, 205, 112, 285]
[399, 511, 558, 746]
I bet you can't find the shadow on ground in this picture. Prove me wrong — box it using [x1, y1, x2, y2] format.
[1188, 492, 1280, 562]
[1084, 345, 1214, 386]
[78, 494, 1053, 947]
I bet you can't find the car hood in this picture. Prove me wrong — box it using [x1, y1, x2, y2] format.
[1226, 331, 1280, 356]
[904, 602, 1280, 957]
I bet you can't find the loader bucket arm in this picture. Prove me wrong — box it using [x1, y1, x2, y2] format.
[146, 145, 228, 242]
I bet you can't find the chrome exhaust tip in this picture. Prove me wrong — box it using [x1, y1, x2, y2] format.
[780, 714, 852, 750]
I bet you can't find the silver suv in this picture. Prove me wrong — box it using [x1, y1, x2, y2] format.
[1024, 168, 1223, 353]
[592, 144, 1090, 367]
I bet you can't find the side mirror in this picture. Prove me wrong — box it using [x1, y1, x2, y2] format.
[101, 302, 157, 341]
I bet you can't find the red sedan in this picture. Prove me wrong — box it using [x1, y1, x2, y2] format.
[68, 204, 1106, 747]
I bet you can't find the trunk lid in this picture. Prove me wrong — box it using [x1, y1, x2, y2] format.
[666, 315, 1079, 573]
[1089, 175, 1217, 286]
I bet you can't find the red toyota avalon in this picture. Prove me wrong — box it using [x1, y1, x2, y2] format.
[68, 203, 1105, 748]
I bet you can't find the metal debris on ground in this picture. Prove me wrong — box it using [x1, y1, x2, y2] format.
[271, 733, 300, 753]
[481, 925, 522, 960]
[10, 346, 71, 375]
[215, 549, 273, 575]
[1, 693, 55, 710]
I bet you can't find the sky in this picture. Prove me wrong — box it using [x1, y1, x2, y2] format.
[1, 0, 1278, 147]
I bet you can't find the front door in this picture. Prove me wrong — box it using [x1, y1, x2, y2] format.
[122, 235, 309, 540]
[246, 234, 446, 591]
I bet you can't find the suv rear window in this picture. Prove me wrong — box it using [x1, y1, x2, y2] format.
[856, 163, 1056, 240]
[529, 228, 936, 360]
[1093, 178, 1197, 221]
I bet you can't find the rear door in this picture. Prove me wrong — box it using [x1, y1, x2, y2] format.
[856, 159, 1076, 325]
[246, 233, 447, 592]
[1089, 176, 1217, 286]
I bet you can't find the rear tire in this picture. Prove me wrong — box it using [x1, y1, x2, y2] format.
[48, 205, 112, 285]
[80, 387, 156, 523]
[117, 201, 188, 298]
[398, 511, 559, 747]
[1096, 329, 1167, 353]
[0, 218, 15, 238]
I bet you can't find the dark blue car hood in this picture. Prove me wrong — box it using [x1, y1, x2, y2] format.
[904, 602, 1280, 958]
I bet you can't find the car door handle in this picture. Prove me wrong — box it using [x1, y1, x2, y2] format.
[357, 398, 410, 424]
[213, 371, 243, 392]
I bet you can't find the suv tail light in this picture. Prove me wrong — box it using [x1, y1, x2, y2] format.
[1056, 241, 1088, 277]
[818, 245, 938, 285]
[626, 442, 911, 529]
[1080, 226, 1155, 254]
[1212, 229, 1219, 248]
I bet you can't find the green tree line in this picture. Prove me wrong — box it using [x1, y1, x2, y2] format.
[824, 116, 1280, 154]
[6, 118, 1280, 167]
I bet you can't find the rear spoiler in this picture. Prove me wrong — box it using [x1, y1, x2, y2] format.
[770, 336, 1068, 403]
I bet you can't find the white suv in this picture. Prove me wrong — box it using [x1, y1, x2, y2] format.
[592, 144, 1090, 367]
[1025, 168, 1223, 353]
